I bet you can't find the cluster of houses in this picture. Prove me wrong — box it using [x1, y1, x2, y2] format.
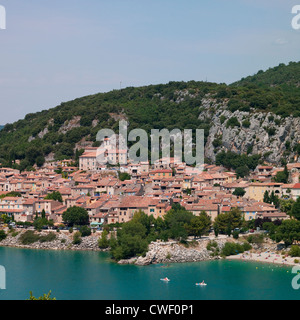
[0, 144, 299, 229]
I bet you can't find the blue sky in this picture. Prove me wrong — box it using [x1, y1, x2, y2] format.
[0, 0, 300, 124]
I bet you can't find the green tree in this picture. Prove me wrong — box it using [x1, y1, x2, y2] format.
[262, 222, 277, 236]
[118, 171, 131, 181]
[274, 165, 289, 183]
[235, 166, 250, 178]
[269, 191, 280, 208]
[263, 191, 270, 204]
[131, 210, 153, 234]
[230, 207, 244, 229]
[25, 146, 43, 166]
[185, 211, 211, 238]
[214, 213, 231, 235]
[62, 206, 89, 227]
[72, 231, 82, 245]
[232, 187, 246, 197]
[270, 219, 300, 247]
[33, 217, 49, 231]
[213, 207, 243, 236]
[36, 155, 45, 168]
[280, 198, 295, 216]
[44, 191, 63, 203]
[291, 197, 300, 221]
[110, 220, 149, 260]
[79, 225, 91, 237]
[232, 230, 239, 239]
[98, 230, 110, 249]
[0, 230, 7, 241]
[289, 245, 300, 257]
[163, 205, 194, 241]
[214, 224, 219, 237]
[221, 242, 251, 256]
[1, 214, 10, 224]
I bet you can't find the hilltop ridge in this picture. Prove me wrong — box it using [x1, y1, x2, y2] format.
[0, 61, 300, 171]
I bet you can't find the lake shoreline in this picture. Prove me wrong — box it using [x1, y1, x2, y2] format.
[0, 228, 106, 252]
[1, 246, 298, 300]
[226, 251, 298, 267]
[1, 229, 299, 268]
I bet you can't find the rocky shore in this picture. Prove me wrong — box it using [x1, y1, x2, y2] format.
[0, 229, 105, 252]
[1, 229, 294, 268]
[0, 229, 230, 264]
[117, 235, 294, 266]
[118, 238, 229, 266]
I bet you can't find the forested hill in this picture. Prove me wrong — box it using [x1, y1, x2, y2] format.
[0, 61, 300, 171]
[229, 61, 300, 117]
[232, 61, 300, 87]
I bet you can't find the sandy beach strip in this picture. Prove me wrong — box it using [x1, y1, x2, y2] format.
[226, 251, 299, 267]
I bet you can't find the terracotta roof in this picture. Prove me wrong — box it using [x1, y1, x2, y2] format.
[79, 151, 97, 158]
[221, 206, 231, 212]
[118, 196, 158, 208]
[92, 212, 108, 218]
[22, 199, 36, 205]
[0, 209, 23, 213]
[257, 212, 287, 218]
[150, 169, 172, 174]
[86, 200, 106, 209]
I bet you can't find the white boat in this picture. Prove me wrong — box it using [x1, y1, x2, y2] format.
[160, 277, 170, 282]
[196, 282, 207, 286]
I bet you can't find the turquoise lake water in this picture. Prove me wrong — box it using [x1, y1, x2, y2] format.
[0, 247, 299, 300]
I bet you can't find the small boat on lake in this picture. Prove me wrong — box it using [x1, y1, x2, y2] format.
[160, 277, 170, 282]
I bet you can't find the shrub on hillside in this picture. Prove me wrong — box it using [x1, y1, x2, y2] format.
[79, 225, 91, 237]
[221, 242, 252, 256]
[0, 230, 7, 241]
[73, 231, 82, 245]
[39, 233, 57, 243]
[289, 245, 300, 257]
[19, 231, 40, 245]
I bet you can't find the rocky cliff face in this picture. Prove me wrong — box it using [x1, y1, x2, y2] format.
[199, 96, 300, 164]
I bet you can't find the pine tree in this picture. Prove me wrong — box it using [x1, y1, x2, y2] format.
[263, 191, 270, 203]
[284, 164, 289, 183]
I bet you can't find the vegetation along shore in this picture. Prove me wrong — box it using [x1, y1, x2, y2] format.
[2, 203, 300, 267]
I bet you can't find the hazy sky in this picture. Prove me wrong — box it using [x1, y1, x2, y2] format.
[0, 0, 300, 124]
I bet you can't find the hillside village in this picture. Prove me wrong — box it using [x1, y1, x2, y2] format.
[1, 135, 299, 230]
